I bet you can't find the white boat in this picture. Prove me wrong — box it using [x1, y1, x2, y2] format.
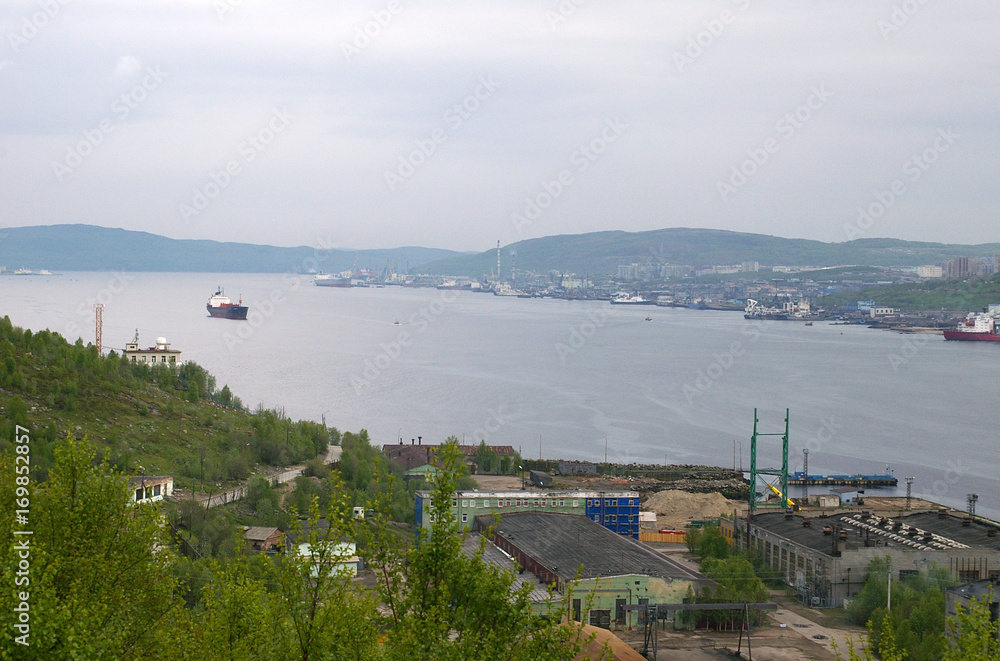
[610, 292, 655, 305]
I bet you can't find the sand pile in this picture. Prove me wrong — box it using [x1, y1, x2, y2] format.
[643, 489, 742, 529]
[572, 624, 646, 661]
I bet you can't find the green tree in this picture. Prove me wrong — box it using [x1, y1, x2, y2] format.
[943, 594, 1000, 661]
[275, 480, 382, 661]
[370, 439, 592, 661]
[0, 435, 179, 658]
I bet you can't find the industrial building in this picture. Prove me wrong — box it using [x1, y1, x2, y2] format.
[945, 578, 1000, 640]
[383, 439, 516, 471]
[724, 509, 1000, 608]
[416, 489, 641, 538]
[472, 512, 710, 629]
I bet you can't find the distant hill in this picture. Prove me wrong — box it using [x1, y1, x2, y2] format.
[0, 224, 461, 273]
[417, 228, 1000, 277]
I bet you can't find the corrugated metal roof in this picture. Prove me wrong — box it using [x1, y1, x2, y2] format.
[461, 533, 552, 603]
[485, 512, 709, 585]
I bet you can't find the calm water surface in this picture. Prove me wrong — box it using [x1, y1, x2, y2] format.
[2, 272, 997, 518]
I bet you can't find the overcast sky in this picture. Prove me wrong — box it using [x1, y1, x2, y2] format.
[1, 1, 997, 252]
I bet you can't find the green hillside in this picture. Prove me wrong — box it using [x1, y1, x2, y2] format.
[0, 224, 461, 273]
[0, 315, 333, 492]
[418, 228, 1000, 277]
[820, 273, 1000, 312]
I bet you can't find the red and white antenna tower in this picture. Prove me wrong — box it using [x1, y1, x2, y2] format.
[93, 303, 104, 355]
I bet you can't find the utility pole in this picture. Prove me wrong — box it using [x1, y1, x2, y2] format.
[93, 303, 104, 355]
[887, 557, 892, 612]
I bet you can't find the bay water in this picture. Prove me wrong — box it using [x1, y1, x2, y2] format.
[2, 272, 997, 518]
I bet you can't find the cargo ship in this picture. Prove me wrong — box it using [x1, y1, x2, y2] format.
[314, 272, 352, 288]
[206, 288, 248, 320]
[943, 312, 1000, 342]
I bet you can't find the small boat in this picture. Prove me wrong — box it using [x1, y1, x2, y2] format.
[804, 322, 813, 326]
[644, 317, 652, 321]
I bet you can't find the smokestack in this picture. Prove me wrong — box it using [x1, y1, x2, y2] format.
[411, 438, 414, 446]
[418, 436, 422, 446]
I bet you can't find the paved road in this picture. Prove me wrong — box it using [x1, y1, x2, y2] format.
[198, 443, 342, 508]
[769, 606, 867, 657]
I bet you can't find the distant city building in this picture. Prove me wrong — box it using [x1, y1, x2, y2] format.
[741, 261, 760, 273]
[916, 265, 944, 278]
[869, 306, 895, 318]
[946, 257, 972, 278]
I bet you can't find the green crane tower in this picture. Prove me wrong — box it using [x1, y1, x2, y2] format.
[748, 408, 791, 513]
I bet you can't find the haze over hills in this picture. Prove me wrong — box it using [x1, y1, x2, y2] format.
[0, 224, 461, 274]
[2, 224, 999, 276]
[420, 228, 1000, 277]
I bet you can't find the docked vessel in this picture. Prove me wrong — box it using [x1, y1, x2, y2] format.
[943, 312, 1000, 342]
[610, 292, 655, 305]
[314, 272, 352, 288]
[206, 288, 248, 320]
[744, 298, 788, 320]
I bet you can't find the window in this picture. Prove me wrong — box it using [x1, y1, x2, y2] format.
[593, 515, 600, 522]
[452, 499, 457, 507]
[153, 485, 161, 496]
[130, 356, 136, 362]
[559, 499, 565, 507]
[540, 499, 546, 507]
[161, 355, 167, 362]
[135, 488, 143, 501]
[628, 515, 634, 522]
[533, 499, 539, 507]
[516, 500, 521, 507]
[586, 499, 592, 506]
[483, 500, 489, 508]
[572, 499, 578, 507]
[506, 499, 511, 507]
[605, 499, 611, 507]
[608, 514, 616, 522]
[611, 499, 617, 507]
[461, 500, 467, 507]
[461, 514, 468, 523]
[169, 356, 176, 363]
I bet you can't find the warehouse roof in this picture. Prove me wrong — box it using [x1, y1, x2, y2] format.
[461, 534, 552, 604]
[751, 510, 1000, 556]
[484, 512, 708, 585]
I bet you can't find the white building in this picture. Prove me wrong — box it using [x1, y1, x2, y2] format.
[124, 332, 181, 366]
[129, 476, 174, 504]
[869, 306, 895, 318]
[916, 265, 943, 278]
